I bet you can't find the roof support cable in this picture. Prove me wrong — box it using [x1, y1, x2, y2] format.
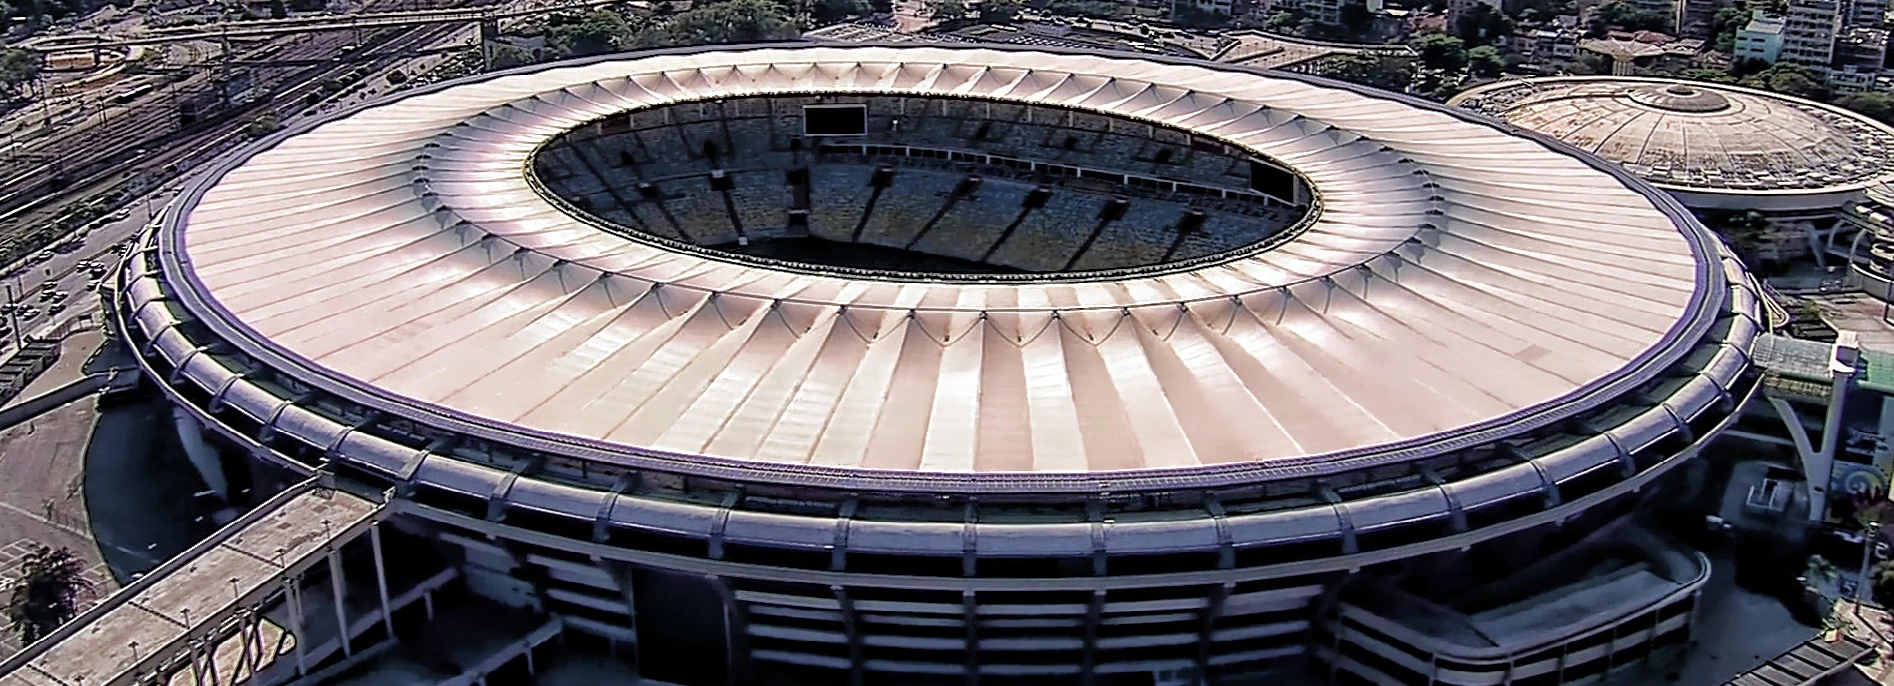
[1086, 500, 1108, 576]
[206, 371, 247, 414]
[1194, 582, 1234, 679]
[1080, 590, 1104, 686]
[327, 410, 380, 455]
[139, 320, 182, 357]
[165, 345, 211, 385]
[1205, 495, 1235, 570]
[1662, 404, 1695, 445]
[961, 499, 980, 577]
[706, 490, 744, 561]
[485, 457, 538, 522]
[709, 576, 753, 681]
[1419, 466, 1468, 533]
[1603, 434, 1637, 480]
[592, 471, 637, 544]
[1316, 485, 1358, 555]
[834, 585, 865, 686]
[831, 497, 859, 572]
[1501, 443, 1562, 509]
[962, 590, 981, 686]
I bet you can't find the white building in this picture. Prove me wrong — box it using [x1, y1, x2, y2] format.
[1735, 11, 1788, 63]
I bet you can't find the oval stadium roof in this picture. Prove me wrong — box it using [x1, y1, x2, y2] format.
[158, 44, 1726, 481]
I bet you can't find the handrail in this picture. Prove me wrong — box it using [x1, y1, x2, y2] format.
[0, 475, 325, 675]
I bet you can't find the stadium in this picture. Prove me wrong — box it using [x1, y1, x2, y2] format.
[116, 44, 1763, 685]
[1450, 76, 1894, 264]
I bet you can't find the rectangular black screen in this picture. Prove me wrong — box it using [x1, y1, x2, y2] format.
[804, 104, 867, 136]
[1249, 160, 1297, 201]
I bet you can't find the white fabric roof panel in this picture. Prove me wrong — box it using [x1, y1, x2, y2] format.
[159, 45, 1726, 486]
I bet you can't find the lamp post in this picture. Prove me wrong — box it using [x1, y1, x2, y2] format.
[1857, 520, 1881, 606]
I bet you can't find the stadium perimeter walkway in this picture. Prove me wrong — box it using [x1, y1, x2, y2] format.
[0, 480, 381, 686]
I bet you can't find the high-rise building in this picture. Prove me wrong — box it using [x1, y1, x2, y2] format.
[1846, 0, 1887, 27]
[1781, 0, 1845, 70]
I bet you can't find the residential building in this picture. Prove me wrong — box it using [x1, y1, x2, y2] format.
[1735, 11, 1788, 63]
[1781, 0, 1845, 71]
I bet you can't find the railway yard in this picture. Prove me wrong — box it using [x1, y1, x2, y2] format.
[0, 0, 500, 276]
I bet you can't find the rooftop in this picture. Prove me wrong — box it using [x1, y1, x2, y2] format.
[1450, 76, 1894, 194]
[156, 45, 1723, 481]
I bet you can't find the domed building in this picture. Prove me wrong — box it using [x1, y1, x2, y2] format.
[1451, 76, 1894, 263]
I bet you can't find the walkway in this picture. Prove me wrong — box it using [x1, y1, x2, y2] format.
[0, 480, 381, 686]
[1724, 633, 1877, 686]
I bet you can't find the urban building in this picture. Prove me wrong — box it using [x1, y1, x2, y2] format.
[1452, 76, 1894, 263]
[1735, 11, 1788, 63]
[1781, 0, 1846, 70]
[84, 45, 1763, 685]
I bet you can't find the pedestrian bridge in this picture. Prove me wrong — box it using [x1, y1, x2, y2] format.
[0, 477, 452, 686]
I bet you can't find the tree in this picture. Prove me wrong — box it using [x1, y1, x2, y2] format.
[0, 49, 40, 102]
[1679, 67, 1735, 84]
[5, 546, 90, 644]
[925, 0, 968, 21]
[1411, 32, 1468, 74]
[488, 43, 537, 69]
[1337, 0, 1373, 35]
[545, 9, 638, 57]
[1454, 3, 1512, 46]
[977, 0, 1020, 23]
[1593, 0, 1670, 32]
[1467, 44, 1504, 77]
[811, 0, 873, 23]
[267, 0, 286, 18]
[654, 0, 800, 45]
[1739, 63, 1828, 101]
[1836, 92, 1894, 126]
[243, 115, 279, 139]
[1317, 53, 1415, 93]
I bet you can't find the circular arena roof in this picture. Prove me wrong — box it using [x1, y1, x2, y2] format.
[1449, 76, 1894, 198]
[159, 44, 1725, 484]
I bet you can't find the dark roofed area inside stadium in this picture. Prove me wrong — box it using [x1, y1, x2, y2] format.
[530, 95, 1313, 280]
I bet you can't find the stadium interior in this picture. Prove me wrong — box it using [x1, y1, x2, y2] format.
[530, 95, 1311, 278]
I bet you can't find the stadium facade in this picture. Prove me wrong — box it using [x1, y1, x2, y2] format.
[117, 45, 1764, 685]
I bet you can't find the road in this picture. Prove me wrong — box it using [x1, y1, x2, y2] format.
[0, 190, 170, 353]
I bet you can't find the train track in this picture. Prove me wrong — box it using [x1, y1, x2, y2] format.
[0, 19, 471, 265]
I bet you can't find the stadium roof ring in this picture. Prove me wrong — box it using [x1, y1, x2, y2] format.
[135, 44, 1754, 498]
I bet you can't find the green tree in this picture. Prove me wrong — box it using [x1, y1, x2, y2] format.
[0, 49, 40, 102]
[1836, 92, 1894, 126]
[655, 0, 799, 45]
[1317, 53, 1415, 92]
[1337, 0, 1374, 34]
[1454, 3, 1512, 46]
[1593, 0, 1670, 32]
[1679, 67, 1735, 83]
[977, 0, 1021, 23]
[925, 0, 968, 20]
[1411, 32, 1468, 73]
[546, 9, 638, 57]
[812, 0, 873, 23]
[1739, 63, 1828, 101]
[1467, 45, 1504, 77]
[4, 546, 90, 644]
[489, 43, 538, 69]
[243, 114, 279, 139]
